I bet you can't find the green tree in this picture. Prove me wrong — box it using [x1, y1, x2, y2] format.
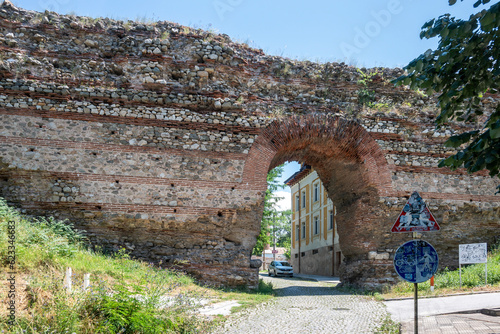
[394, 0, 500, 192]
[274, 209, 292, 248]
[252, 165, 285, 256]
[274, 210, 292, 259]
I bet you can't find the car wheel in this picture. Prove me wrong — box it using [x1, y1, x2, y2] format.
[268, 270, 273, 277]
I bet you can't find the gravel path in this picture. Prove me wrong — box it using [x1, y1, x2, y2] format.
[216, 275, 389, 334]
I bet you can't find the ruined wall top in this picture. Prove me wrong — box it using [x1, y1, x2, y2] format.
[0, 0, 458, 124]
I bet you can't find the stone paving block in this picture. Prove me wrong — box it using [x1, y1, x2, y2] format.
[401, 313, 500, 334]
[216, 276, 387, 334]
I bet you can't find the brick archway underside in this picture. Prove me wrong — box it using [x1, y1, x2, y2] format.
[244, 114, 394, 285]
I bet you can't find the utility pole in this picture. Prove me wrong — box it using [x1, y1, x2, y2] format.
[273, 211, 276, 262]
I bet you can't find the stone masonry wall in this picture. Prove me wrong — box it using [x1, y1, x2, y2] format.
[0, 1, 498, 289]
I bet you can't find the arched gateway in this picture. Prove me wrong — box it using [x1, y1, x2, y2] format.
[245, 114, 396, 286]
[0, 2, 498, 290]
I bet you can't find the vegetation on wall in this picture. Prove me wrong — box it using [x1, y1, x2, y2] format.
[357, 68, 378, 107]
[394, 0, 500, 192]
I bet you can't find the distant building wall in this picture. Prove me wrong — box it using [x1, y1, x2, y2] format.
[287, 167, 343, 276]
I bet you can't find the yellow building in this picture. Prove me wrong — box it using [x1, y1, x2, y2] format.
[285, 165, 343, 276]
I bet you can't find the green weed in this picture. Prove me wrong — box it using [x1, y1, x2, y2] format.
[0, 198, 226, 333]
[386, 242, 500, 298]
[374, 315, 400, 334]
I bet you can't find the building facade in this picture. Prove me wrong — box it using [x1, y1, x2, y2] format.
[286, 165, 343, 276]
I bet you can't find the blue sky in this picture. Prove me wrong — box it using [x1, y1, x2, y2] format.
[13, 0, 479, 67]
[274, 162, 300, 211]
[9, 0, 486, 208]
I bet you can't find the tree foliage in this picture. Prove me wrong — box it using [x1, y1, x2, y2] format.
[253, 165, 286, 256]
[394, 0, 500, 192]
[274, 209, 292, 248]
[274, 209, 292, 259]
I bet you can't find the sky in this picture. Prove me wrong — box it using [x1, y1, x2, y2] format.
[12, 0, 480, 68]
[8, 0, 486, 210]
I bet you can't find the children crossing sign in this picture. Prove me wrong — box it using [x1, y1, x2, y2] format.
[391, 191, 440, 233]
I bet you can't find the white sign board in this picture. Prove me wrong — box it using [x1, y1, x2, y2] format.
[459, 243, 487, 264]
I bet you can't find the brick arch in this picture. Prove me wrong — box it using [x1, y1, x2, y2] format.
[242, 113, 394, 285]
[243, 113, 392, 194]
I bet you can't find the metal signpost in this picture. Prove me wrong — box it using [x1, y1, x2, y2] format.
[392, 191, 440, 334]
[394, 240, 439, 334]
[459, 243, 488, 287]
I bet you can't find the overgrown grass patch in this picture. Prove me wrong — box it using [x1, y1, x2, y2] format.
[0, 198, 275, 333]
[382, 242, 500, 299]
[214, 278, 275, 312]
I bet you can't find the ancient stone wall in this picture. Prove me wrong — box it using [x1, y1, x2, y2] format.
[0, 1, 498, 289]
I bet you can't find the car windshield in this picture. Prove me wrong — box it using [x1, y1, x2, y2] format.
[277, 262, 291, 267]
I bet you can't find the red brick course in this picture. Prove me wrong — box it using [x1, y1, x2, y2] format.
[0, 169, 243, 189]
[16, 200, 237, 216]
[384, 190, 500, 203]
[0, 135, 246, 160]
[0, 107, 260, 135]
[393, 165, 491, 177]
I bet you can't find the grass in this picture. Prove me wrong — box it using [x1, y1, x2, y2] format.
[0, 198, 274, 333]
[381, 242, 500, 299]
[373, 315, 400, 334]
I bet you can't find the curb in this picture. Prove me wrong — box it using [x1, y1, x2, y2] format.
[384, 289, 500, 301]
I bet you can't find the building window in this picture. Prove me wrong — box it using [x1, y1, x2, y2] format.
[314, 216, 319, 235]
[295, 224, 299, 241]
[329, 210, 334, 230]
[312, 249, 318, 255]
[295, 195, 300, 211]
[301, 191, 306, 208]
[313, 183, 319, 202]
[301, 222, 306, 239]
[295, 253, 298, 258]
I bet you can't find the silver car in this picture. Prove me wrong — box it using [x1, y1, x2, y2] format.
[268, 261, 293, 277]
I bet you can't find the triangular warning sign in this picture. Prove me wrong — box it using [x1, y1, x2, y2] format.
[391, 191, 440, 233]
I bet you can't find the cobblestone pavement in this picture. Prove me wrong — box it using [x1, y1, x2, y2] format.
[215, 275, 389, 334]
[401, 313, 500, 333]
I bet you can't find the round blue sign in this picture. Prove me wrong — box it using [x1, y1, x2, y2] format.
[393, 240, 438, 283]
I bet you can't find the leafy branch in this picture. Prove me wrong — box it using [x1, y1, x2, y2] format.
[393, 0, 500, 192]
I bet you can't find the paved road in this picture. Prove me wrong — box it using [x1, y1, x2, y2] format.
[384, 292, 500, 333]
[384, 292, 500, 322]
[216, 274, 389, 334]
[400, 313, 500, 334]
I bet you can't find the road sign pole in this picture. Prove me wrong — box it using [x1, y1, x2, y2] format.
[413, 233, 418, 334]
[413, 283, 418, 334]
[414, 282, 418, 334]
